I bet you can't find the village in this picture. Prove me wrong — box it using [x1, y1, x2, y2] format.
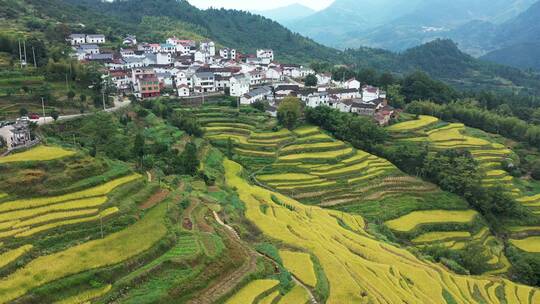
[70, 33, 396, 125]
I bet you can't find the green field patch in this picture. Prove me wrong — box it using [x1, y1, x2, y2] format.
[205, 122, 255, 130]
[204, 126, 252, 136]
[293, 126, 320, 137]
[412, 231, 471, 244]
[385, 210, 478, 232]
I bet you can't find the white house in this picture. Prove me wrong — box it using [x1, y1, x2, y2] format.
[156, 52, 172, 65]
[123, 35, 137, 46]
[256, 49, 274, 62]
[193, 72, 215, 93]
[215, 75, 231, 91]
[304, 92, 329, 108]
[68, 34, 86, 45]
[86, 34, 106, 44]
[177, 84, 190, 97]
[240, 86, 273, 105]
[200, 41, 216, 57]
[74, 44, 99, 60]
[344, 78, 361, 90]
[316, 73, 332, 86]
[230, 74, 250, 97]
[362, 85, 380, 102]
[265, 67, 283, 82]
[249, 70, 264, 85]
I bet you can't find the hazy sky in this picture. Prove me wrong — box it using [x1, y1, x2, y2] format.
[188, 0, 334, 11]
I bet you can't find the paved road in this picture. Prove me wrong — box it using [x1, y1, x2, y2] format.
[0, 97, 131, 149]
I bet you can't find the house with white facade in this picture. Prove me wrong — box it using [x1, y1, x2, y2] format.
[74, 44, 100, 60]
[193, 72, 215, 93]
[230, 74, 250, 97]
[265, 67, 283, 82]
[177, 84, 190, 97]
[362, 85, 384, 102]
[344, 78, 361, 90]
[68, 34, 86, 45]
[86, 34, 106, 44]
[256, 49, 274, 62]
[156, 52, 173, 65]
[200, 41, 216, 56]
[316, 73, 332, 86]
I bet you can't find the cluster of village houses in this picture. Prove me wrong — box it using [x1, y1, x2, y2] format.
[68, 34, 397, 125]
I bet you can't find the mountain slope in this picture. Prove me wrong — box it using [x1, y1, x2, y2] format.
[480, 1, 540, 70]
[252, 3, 315, 24]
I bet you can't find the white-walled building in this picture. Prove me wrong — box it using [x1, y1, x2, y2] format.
[68, 34, 86, 45]
[86, 34, 106, 44]
[256, 49, 274, 62]
[344, 78, 361, 90]
[230, 74, 250, 97]
[156, 52, 173, 65]
[316, 73, 332, 86]
[193, 72, 215, 93]
[200, 41, 216, 57]
[177, 84, 190, 97]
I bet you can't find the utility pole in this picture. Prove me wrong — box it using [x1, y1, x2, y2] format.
[18, 40, 22, 69]
[65, 74, 69, 91]
[102, 90, 106, 110]
[32, 46, 37, 68]
[23, 40, 27, 67]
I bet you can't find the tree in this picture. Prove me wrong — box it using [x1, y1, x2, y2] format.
[67, 90, 76, 101]
[531, 161, 540, 180]
[277, 97, 302, 130]
[251, 100, 265, 112]
[51, 111, 60, 121]
[304, 74, 317, 87]
[19, 108, 28, 117]
[226, 137, 234, 159]
[133, 132, 145, 164]
[80, 94, 87, 103]
[175, 142, 199, 176]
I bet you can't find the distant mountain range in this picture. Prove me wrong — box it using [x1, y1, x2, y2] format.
[281, 0, 540, 70]
[252, 3, 315, 24]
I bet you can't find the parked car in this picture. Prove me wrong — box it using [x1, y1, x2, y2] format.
[18, 116, 30, 122]
[29, 113, 40, 120]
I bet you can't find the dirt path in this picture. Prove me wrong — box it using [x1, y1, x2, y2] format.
[210, 211, 318, 304]
[138, 189, 169, 210]
[186, 212, 257, 304]
[146, 171, 152, 182]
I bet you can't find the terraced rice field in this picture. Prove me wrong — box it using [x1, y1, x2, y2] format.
[0, 203, 168, 303]
[510, 237, 540, 253]
[224, 159, 539, 304]
[385, 210, 478, 232]
[387, 115, 438, 132]
[225, 279, 279, 304]
[279, 250, 317, 287]
[278, 284, 310, 304]
[55, 284, 112, 304]
[388, 115, 540, 215]
[0, 145, 75, 163]
[0, 174, 140, 240]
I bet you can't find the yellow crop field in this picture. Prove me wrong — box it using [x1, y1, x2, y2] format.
[0, 196, 108, 223]
[224, 159, 538, 304]
[387, 115, 438, 132]
[258, 173, 319, 182]
[280, 250, 317, 287]
[517, 194, 540, 203]
[297, 134, 332, 143]
[485, 170, 508, 177]
[205, 122, 254, 130]
[293, 126, 320, 136]
[234, 148, 275, 157]
[510, 237, 540, 253]
[412, 231, 471, 243]
[281, 141, 345, 153]
[0, 204, 167, 303]
[225, 279, 279, 304]
[0, 192, 7, 199]
[259, 291, 280, 304]
[250, 129, 291, 139]
[278, 285, 309, 304]
[278, 147, 354, 161]
[0, 174, 140, 213]
[509, 226, 540, 233]
[385, 210, 478, 232]
[15, 207, 119, 238]
[0, 146, 75, 163]
[55, 284, 112, 304]
[13, 208, 99, 228]
[0, 245, 32, 269]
